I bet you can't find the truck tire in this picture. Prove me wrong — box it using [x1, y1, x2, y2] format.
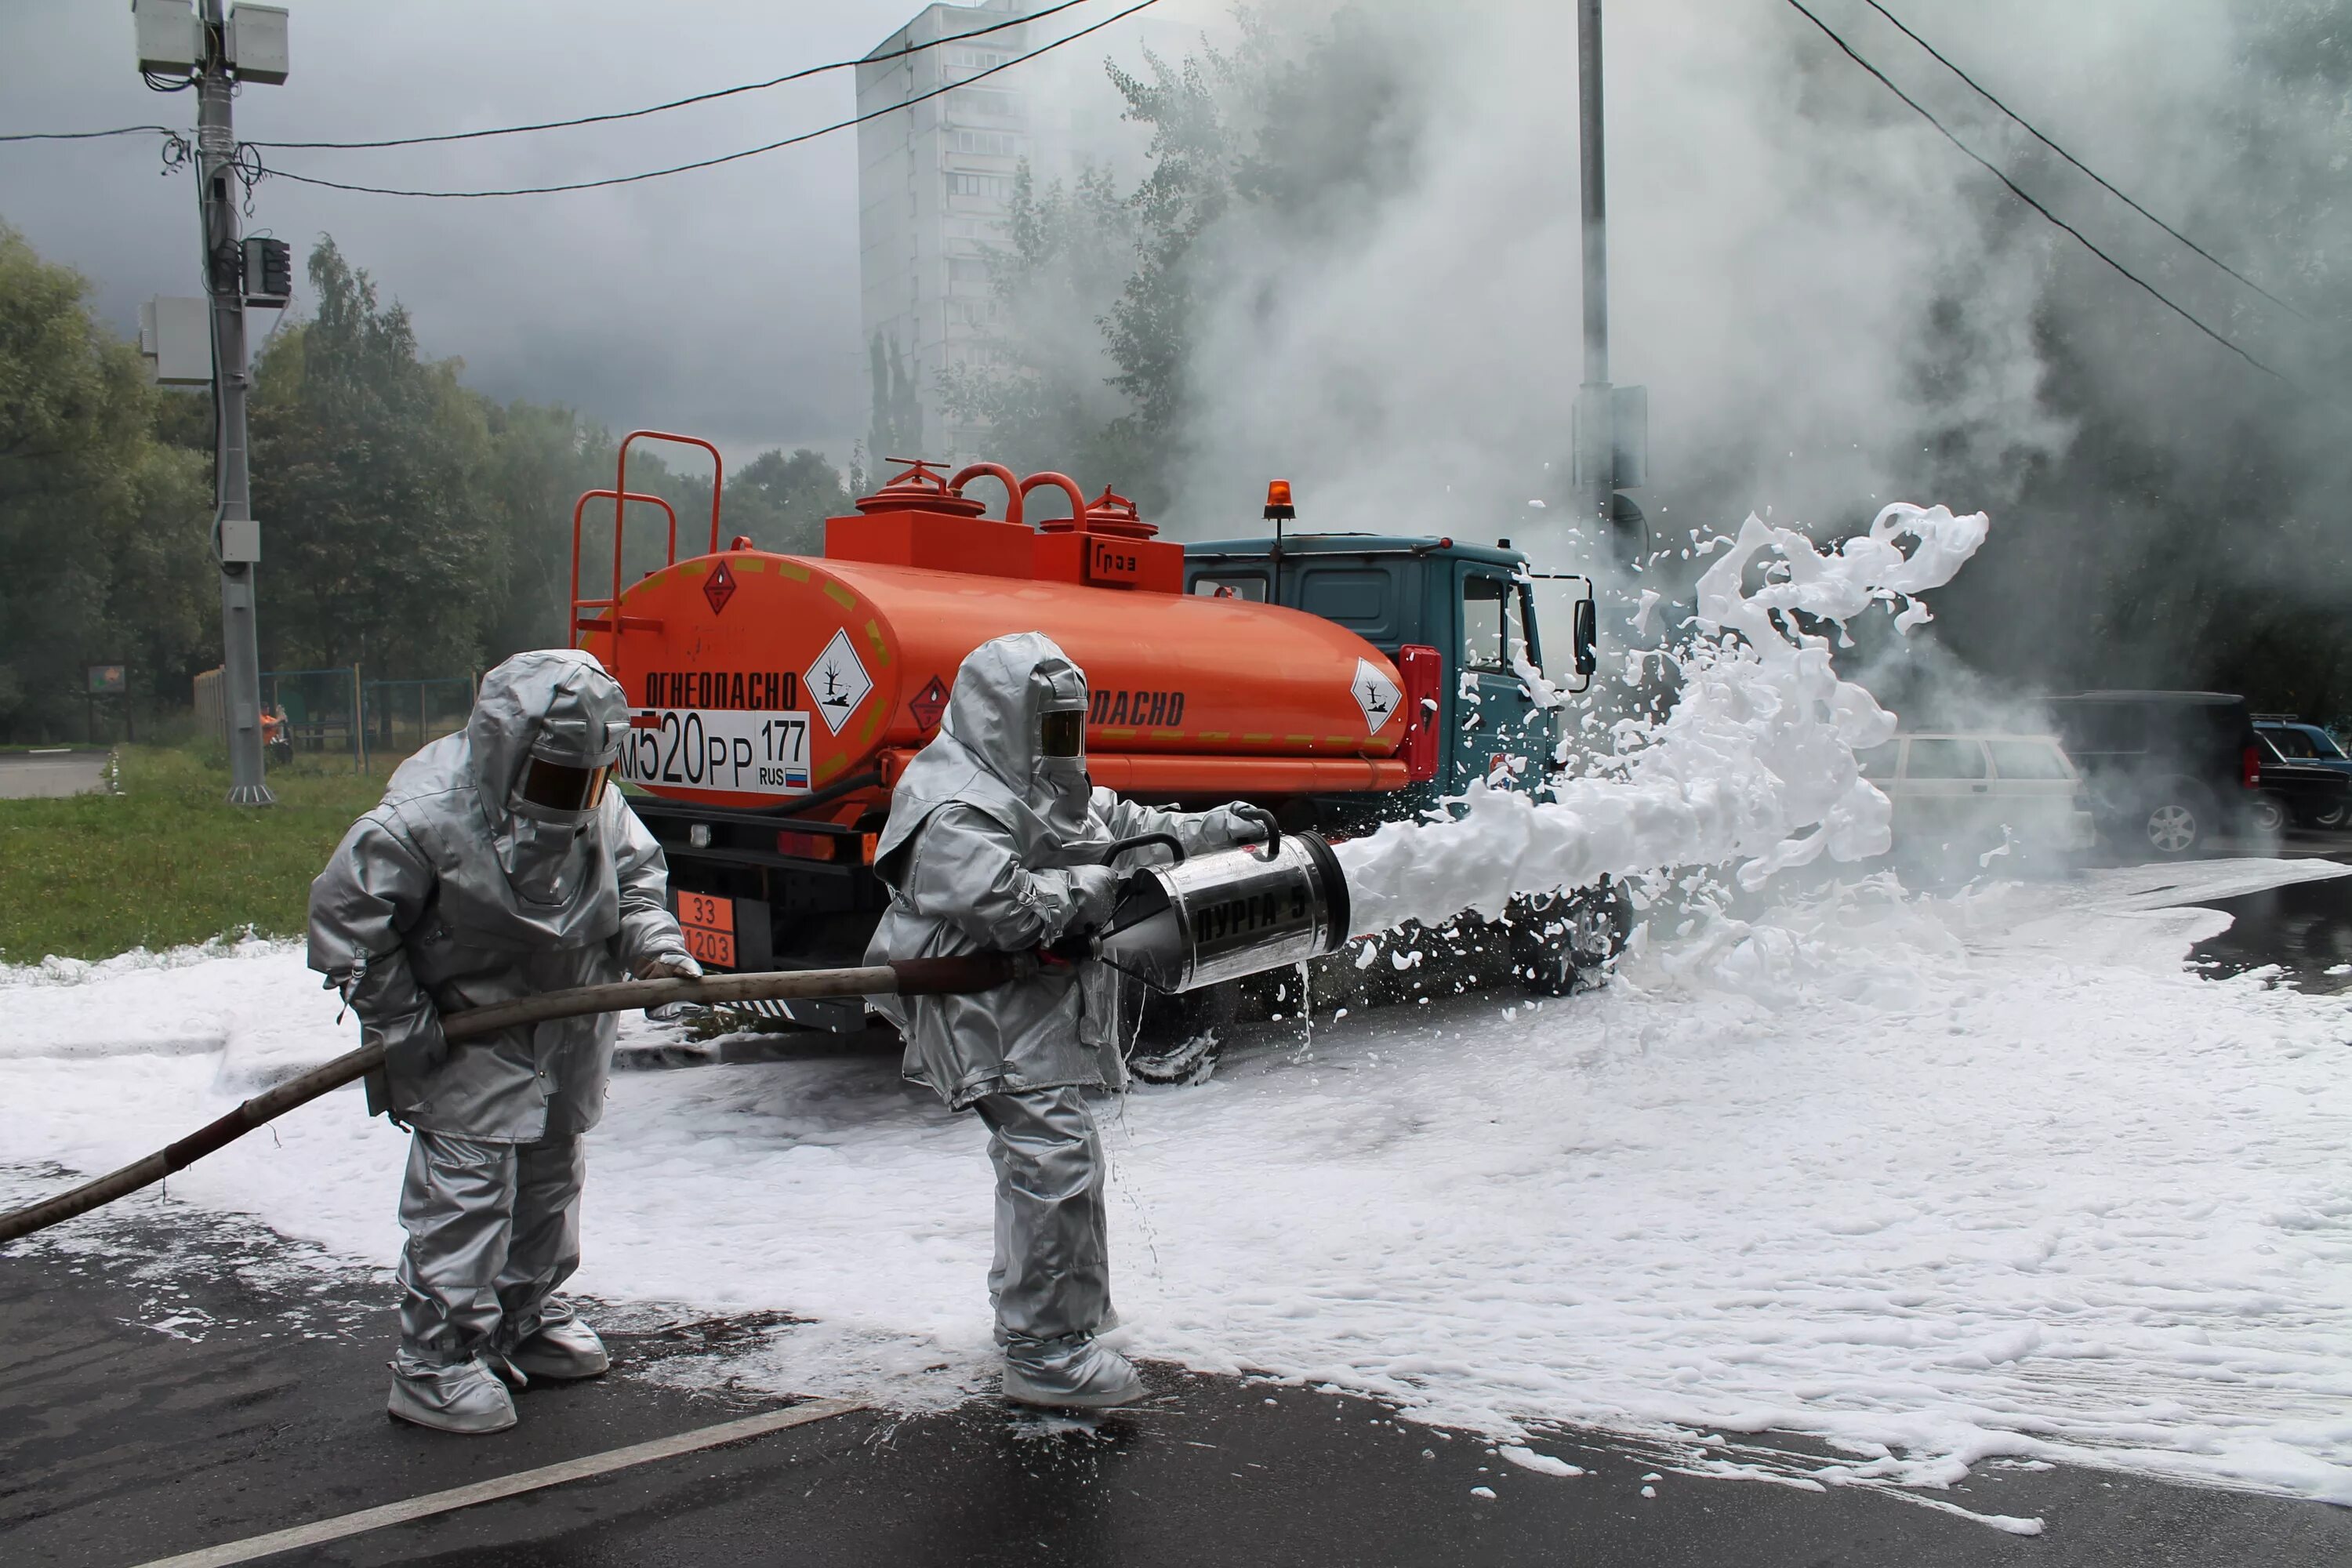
[1126, 982, 1235, 1083]
[2138, 779, 2214, 858]
[1510, 881, 1632, 996]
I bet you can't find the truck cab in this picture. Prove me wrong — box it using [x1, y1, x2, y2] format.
[1181, 534, 1595, 815]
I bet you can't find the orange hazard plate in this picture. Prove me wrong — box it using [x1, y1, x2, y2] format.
[678, 891, 736, 970]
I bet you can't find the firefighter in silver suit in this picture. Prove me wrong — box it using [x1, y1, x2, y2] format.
[308, 649, 698, 1434]
[867, 632, 1265, 1409]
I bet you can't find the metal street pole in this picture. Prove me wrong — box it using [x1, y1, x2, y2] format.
[196, 0, 274, 804]
[1573, 0, 1616, 546]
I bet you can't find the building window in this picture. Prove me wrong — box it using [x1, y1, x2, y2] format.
[953, 130, 1025, 158]
[943, 46, 1017, 72]
[947, 88, 1024, 123]
[946, 172, 1014, 202]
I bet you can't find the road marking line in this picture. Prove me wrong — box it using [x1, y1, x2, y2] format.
[130, 1397, 862, 1568]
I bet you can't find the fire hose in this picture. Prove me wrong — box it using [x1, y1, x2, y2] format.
[0, 953, 1027, 1247]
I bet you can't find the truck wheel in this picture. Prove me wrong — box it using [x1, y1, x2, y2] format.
[2318, 802, 2349, 829]
[1510, 881, 1631, 996]
[1126, 982, 1235, 1083]
[2140, 782, 2212, 858]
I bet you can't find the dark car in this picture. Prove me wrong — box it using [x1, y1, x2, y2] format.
[2045, 691, 2348, 858]
[2255, 718, 2352, 828]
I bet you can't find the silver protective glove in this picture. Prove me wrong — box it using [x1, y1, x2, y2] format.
[1223, 802, 1274, 842]
[1065, 864, 1122, 934]
[634, 951, 702, 980]
[375, 1006, 450, 1080]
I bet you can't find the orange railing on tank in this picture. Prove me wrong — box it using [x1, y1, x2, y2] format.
[949, 462, 1024, 527]
[1018, 470, 1087, 529]
[568, 430, 724, 648]
[570, 488, 676, 643]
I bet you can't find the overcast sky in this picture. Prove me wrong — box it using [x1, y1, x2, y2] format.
[0, 0, 1107, 464]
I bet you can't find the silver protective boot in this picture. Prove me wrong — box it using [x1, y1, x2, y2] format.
[975, 1086, 1145, 1408]
[1002, 1337, 1145, 1410]
[505, 1299, 610, 1381]
[387, 1355, 518, 1434]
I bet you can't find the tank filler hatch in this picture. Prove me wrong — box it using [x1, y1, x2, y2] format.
[825, 459, 1185, 593]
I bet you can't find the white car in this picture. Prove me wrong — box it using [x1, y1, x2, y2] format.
[1856, 732, 2098, 866]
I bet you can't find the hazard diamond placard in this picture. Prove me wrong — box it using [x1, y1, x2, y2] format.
[1352, 658, 1402, 734]
[808, 626, 873, 735]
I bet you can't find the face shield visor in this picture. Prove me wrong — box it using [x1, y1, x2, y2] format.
[1040, 710, 1085, 760]
[517, 755, 612, 815]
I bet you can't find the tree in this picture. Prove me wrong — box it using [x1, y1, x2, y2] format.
[0, 223, 210, 740]
[724, 447, 855, 556]
[868, 333, 922, 462]
[249, 238, 498, 678]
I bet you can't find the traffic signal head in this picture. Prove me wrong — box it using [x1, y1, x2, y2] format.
[242, 237, 293, 309]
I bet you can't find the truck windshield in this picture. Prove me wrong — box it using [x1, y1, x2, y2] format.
[1191, 574, 1267, 601]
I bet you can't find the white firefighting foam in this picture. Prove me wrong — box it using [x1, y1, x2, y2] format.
[1336, 503, 1990, 931]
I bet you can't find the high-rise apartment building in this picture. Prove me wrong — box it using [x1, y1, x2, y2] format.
[857, 2, 1076, 465]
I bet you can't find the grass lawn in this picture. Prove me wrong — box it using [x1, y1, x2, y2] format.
[0, 746, 392, 964]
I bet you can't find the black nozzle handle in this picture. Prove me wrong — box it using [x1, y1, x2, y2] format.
[1231, 803, 1281, 860]
[1097, 832, 1186, 866]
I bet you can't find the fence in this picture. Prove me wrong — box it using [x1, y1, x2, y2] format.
[361, 677, 476, 765]
[193, 667, 477, 771]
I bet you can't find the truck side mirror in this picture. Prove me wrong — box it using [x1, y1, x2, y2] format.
[1573, 597, 1598, 677]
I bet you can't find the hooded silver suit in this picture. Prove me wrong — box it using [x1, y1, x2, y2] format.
[866, 632, 1258, 1405]
[309, 648, 693, 1429]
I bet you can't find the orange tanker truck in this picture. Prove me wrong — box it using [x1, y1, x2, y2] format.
[572, 433, 1604, 1031]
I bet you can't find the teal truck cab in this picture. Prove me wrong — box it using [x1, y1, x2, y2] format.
[1182, 532, 1597, 818]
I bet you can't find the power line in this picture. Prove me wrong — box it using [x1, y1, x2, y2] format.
[1860, 0, 2307, 321]
[0, 123, 177, 143]
[246, 0, 1102, 151]
[260, 0, 1159, 199]
[1781, 0, 2292, 387]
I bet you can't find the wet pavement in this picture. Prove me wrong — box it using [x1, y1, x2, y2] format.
[0, 750, 111, 800]
[6, 1202, 2350, 1567]
[2189, 865, 2352, 991]
[6, 861, 2352, 1566]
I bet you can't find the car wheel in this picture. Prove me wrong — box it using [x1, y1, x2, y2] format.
[2248, 794, 2290, 836]
[2141, 784, 2212, 858]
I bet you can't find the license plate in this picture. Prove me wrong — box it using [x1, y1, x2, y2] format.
[677, 891, 736, 970]
[617, 708, 811, 796]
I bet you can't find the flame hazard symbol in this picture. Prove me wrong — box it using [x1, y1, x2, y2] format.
[1352, 658, 1401, 734]
[702, 558, 737, 616]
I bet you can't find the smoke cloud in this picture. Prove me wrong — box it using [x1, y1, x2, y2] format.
[1096, 0, 2347, 705]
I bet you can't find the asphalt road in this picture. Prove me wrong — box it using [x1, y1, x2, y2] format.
[5, 1205, 2347, 1568]
[0, 750, 110, 800]
[5, 865, 2352, 1566]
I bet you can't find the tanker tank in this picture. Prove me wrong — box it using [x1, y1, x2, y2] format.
[577, 459, 1414, 821]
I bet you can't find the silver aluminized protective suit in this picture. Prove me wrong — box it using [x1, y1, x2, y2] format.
[308, 649, 693, 1388]
[865, 632, 1258, 1396]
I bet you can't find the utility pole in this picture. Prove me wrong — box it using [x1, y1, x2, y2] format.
[139, 0, 289, 801]
[1572, 0, 1646, 564]
[1573, 0, 1613, 544]
[197, 0, 270, 804]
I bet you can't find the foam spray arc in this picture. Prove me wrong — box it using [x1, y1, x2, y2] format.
[1334, 503, 1991, 932]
